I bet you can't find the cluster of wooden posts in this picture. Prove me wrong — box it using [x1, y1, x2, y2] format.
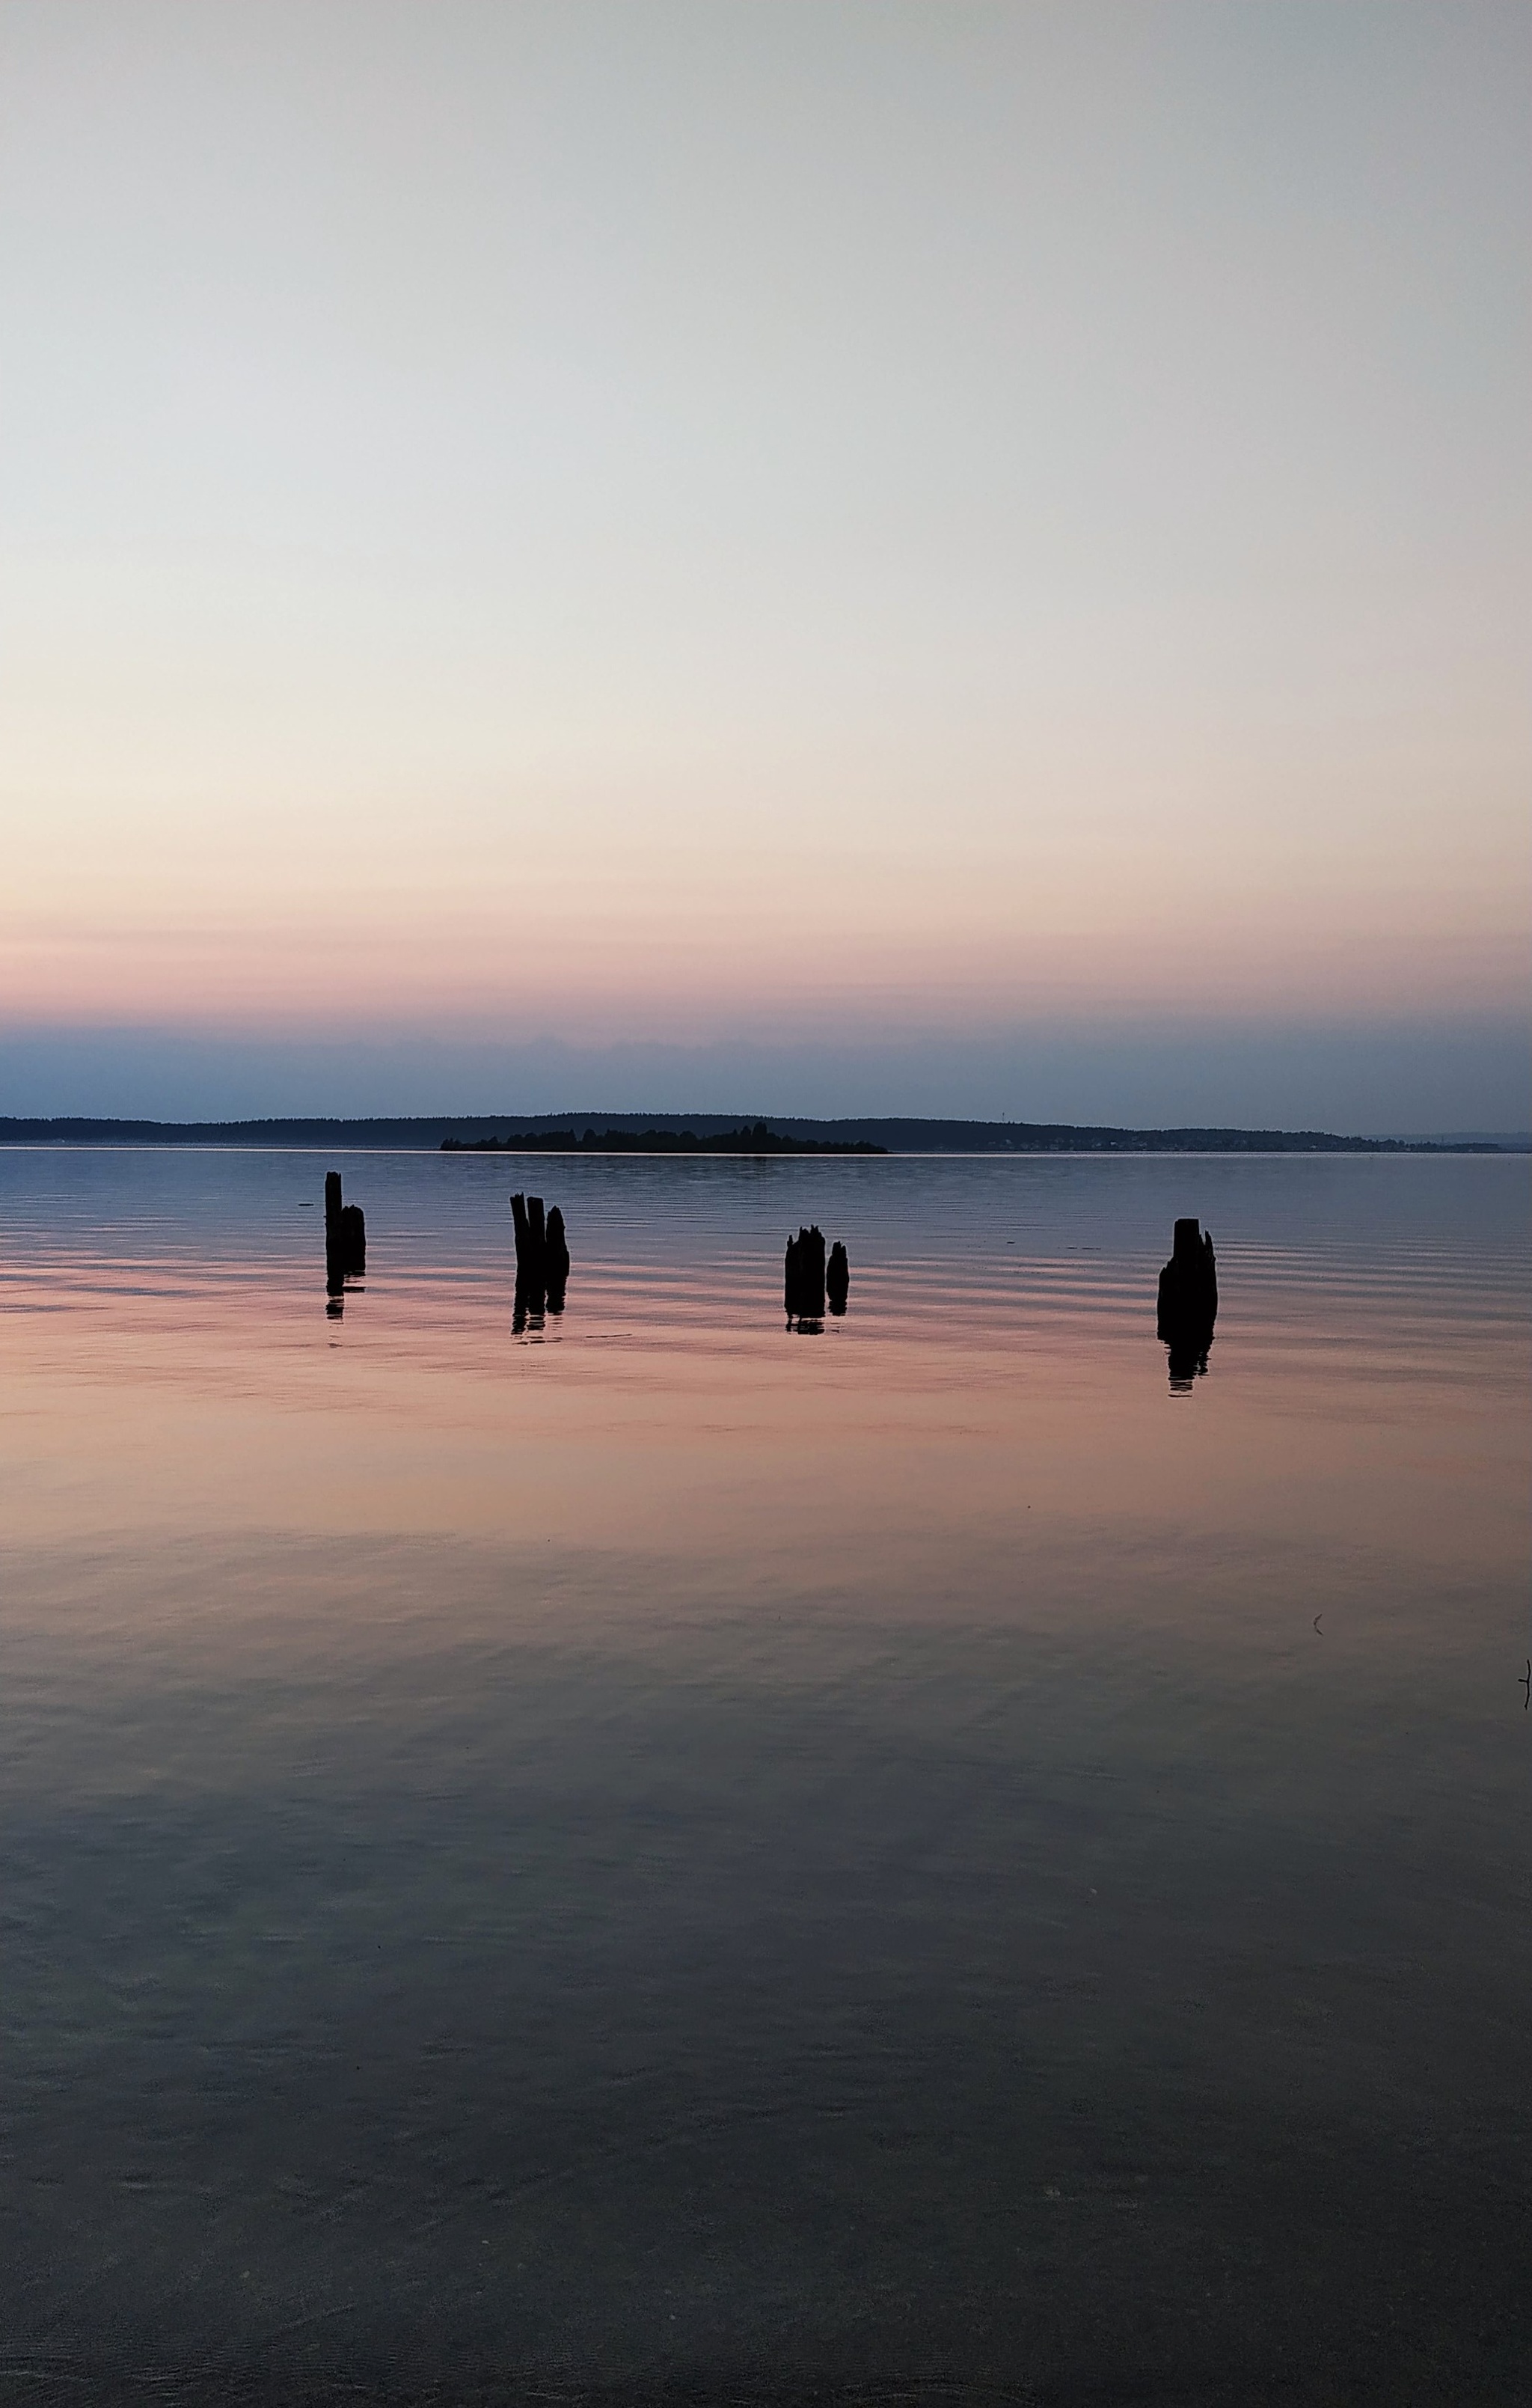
[509, 1191, 570, 1324]
[322, 1173, 852, 1327]
[321, 1173, 1211, 1375]
[783, 1225, 851, 1322]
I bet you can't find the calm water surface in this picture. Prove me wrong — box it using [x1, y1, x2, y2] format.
[1, 1148, 1528, 2406]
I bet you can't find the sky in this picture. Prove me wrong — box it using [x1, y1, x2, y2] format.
[3, 0, 1528, 1131]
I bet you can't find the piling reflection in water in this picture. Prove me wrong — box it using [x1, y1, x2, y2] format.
[1165, 1330, 1213, 1391]
[511, 1278, 560, 1333]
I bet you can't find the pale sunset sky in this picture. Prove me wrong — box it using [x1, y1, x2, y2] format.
[2, 1, 1528, 1128]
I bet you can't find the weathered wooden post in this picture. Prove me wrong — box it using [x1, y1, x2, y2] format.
[784, 1225, 827, 1320]
[325, 1170, 366, 1286]
[509, 1191, 533, 1270]
[827, 1241, 849, 1314]
[510, 1192, 543, 1286]
[325, 1171, 344, 1297]
[1156, 1216, 1216, 1381]
[545, 1205, 570, 1311]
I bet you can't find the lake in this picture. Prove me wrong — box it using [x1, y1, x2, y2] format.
[1, 1146, 1527, 2407]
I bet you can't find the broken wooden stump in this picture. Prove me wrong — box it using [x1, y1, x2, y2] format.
[324, 1170, 366, 1289]
[1156, 1215, 1217, 1329]
[784, 1225, 827, 1320]
[1156, 1216, 1216, 1382]
[826, 1241, 849, 1315]
[544, 1205, 569, 1307]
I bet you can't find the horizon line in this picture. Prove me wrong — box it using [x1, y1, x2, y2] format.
[2, 1112, 1525, 1156]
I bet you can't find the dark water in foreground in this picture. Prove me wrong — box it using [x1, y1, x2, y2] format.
[1, 1148, 1528, 2407]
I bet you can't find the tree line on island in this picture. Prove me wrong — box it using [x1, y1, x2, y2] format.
[441, 1123, 886, 1155]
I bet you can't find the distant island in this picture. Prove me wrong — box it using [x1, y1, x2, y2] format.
[1, 1113, 1516, 1153]
[441, 1123, 886, 1155]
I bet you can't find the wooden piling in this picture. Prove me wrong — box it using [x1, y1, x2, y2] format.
[324, 1172, 365, 1281]
[784, 1225, 827, 1319]
[827, 1241, 849, 1313]
[1156, 1216, 1216, 1375]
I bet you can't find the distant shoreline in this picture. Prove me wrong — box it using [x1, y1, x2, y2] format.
[0, 1114, 1517, 1155]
